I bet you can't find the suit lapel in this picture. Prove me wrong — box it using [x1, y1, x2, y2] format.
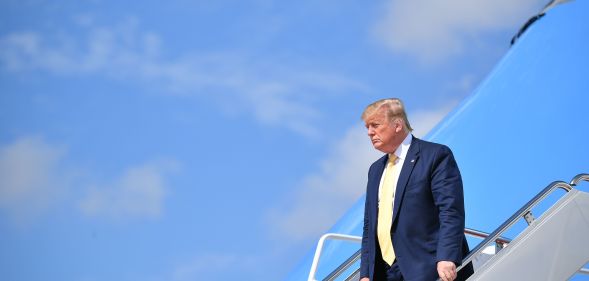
[392, 136, 420, 224]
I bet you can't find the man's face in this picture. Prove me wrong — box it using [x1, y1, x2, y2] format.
[364, 109, 402, 154]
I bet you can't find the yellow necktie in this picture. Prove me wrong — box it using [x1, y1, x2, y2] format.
[378, 154, 398, 265]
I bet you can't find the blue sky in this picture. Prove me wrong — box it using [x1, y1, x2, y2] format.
[0, 0, 546, 280]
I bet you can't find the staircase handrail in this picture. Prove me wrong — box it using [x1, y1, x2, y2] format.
[455, 180, 573, 273]
[311, 228, 510, 281]
[570, 173, 589, 187]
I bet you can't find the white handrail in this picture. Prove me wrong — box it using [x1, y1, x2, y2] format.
[312, 228, 510, 281]
[307, 233, 361, 281]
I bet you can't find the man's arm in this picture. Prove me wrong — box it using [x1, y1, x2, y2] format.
[360, 168, 373, 280]
[360, 189, 371, 279]
[430, 145, 465, 266]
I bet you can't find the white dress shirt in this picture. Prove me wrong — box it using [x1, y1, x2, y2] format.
[378, 133, 413, 214]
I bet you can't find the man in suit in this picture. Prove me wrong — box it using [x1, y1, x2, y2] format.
[359, 98, 473, 281]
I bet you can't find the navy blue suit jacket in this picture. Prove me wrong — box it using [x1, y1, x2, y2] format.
[360, 136, 473, 281]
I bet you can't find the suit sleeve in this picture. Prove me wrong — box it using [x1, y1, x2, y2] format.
[430, 145, 466, 265]
[360, 166, 373, 278]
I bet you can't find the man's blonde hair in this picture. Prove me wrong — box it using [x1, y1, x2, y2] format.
[361, 98, 413, 132]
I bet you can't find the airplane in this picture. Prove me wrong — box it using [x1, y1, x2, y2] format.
[286, 0, 589, 280]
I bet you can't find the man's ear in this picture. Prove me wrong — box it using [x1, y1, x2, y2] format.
[394, 119, 403, 132]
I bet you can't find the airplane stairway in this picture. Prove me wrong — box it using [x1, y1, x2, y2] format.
[307, 173, 589, 281]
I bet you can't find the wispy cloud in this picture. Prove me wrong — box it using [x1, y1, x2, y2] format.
[266, 125, 380, 241]
[0, 137, 67, 223]
[411, 102, 459, 138]
[0, 136, 177, 223]
[374, 0, 544, 63]
[266, 105, 455, 242]
[0, 18, 366, 138]
[78, 160, 177, 220]
[0, 17, 160, 74]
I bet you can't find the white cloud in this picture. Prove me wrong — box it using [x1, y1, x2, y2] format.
[267, 125, 380, 241]
[0, 18, 158, 74]
[0, 137, 67, 222]
[410, 101, 459, 138]
[0, 136, 176, 223]
[0, 19, 365, 139]
[79, 161, 176, 220]
[374, 0, 545, 63]
[266, 105, 454, 241]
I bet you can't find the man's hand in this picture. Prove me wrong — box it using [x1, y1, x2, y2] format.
[360, 278, 369, 281]
[437, 260, 457, 281]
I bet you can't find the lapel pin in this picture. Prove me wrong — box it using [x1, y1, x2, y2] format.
[411, 159, 415, 163]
